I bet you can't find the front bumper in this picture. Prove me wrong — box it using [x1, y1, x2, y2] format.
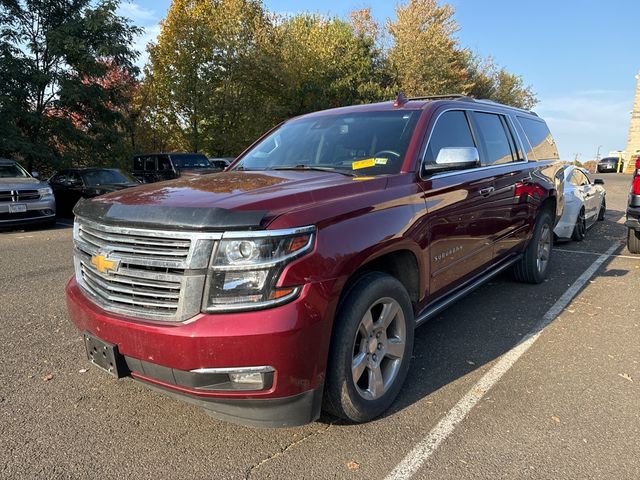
[0, 198, 56, 227]
[66, 277, 335, 427]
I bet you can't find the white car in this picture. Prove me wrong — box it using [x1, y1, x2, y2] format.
[554, 165, 606, 241]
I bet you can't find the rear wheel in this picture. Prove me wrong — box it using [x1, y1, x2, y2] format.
[597, 198, 606, 221]
[324, 272, 414, 423]
[513, 209, 553, 284]
[571, 208, 586, 241]
[628, 228, 640, 254]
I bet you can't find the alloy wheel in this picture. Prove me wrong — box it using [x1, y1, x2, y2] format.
[537, 223, 552, 273]
[351, 298, 406, 400]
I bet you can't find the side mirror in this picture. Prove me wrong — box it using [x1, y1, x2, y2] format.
[594, 178, 605, 185]
[423, 147, 480, 175]
[435, 147, 480, 166]
[31, 171, 39, 178]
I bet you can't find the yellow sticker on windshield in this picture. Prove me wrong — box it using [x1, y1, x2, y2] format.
[352, 159, 376, 170]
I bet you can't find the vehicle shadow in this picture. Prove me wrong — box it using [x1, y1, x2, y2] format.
[0, 219, 71, 234]
[317, 233, 627, 425]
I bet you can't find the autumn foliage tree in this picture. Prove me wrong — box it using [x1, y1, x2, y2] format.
[0, 0, 140, 173]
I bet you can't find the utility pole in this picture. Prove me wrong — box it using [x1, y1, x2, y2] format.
[596, 145, 602, 161]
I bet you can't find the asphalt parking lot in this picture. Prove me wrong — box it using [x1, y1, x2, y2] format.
[1, 173, 638, 479]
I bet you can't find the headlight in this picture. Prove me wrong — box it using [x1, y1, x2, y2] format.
[203, 226, 315, 312]
[38, 187, 53, 199]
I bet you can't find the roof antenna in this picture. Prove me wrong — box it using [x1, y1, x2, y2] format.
[393, 92, 408, 107]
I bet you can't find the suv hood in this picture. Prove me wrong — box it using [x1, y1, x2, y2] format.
[0, 177, 46, 190]
[74, 170, 387, 230]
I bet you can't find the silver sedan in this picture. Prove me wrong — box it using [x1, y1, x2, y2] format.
[554, 165, 606, 241]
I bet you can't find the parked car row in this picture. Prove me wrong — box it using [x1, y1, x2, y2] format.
[1, 152, 238, 228]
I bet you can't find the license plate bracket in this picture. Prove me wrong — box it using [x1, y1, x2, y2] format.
[9, 204, 27, 213]
[83, 332, 126, 378]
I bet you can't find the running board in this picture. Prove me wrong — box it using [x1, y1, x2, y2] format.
[415, 254, 522, 327]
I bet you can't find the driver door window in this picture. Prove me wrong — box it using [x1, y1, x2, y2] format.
[423, 110, 476, 168]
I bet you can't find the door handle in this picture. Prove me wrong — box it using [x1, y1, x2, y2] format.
[479, 187, 495, 196]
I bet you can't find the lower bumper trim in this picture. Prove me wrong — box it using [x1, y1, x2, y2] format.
[140, 379, 324, 428]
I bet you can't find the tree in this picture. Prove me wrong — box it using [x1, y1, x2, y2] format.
[465, 55, 536, 109]
[387, 0, 469, 97]
[0, 0, 140, 173]
[271, 13, 388, 117]
[147, 0, 276, 156]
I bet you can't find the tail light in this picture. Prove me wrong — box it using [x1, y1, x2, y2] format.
[633, 176, 640, 195]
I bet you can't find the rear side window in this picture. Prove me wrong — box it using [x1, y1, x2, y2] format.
[424, 110, 475, 164]
[517, 117, 559, 161]
[472, 112, 515, 166]
[133, 157, 143, 171]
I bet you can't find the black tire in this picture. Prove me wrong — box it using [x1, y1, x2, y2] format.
[513, 209, 553, 284]
[571, 208, 586, 241]
[324, 272, 415, 423]
[597, 198, 606, 221]
[628, 228, 640, 254]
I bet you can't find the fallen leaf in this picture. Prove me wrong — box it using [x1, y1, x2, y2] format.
[551, 416, 561, 423]
[346, 461, 360, 471]
[42, 374, 54, 382]
[618, 373, 633, 382]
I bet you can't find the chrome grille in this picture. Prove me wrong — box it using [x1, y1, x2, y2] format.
[17, 189, 40, 201]
[73, 217, 221, 322]
[0, 189, 41, 202]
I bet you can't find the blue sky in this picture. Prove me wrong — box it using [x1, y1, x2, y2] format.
[118, 0, 640, 161]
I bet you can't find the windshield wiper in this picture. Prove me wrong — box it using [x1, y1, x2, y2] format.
[270, 165, 356, 177]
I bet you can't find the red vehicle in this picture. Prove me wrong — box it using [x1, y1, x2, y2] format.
[66, 96, 563, 427]
[626, 155, 640, 253]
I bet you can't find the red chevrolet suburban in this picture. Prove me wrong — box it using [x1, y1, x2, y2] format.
[66, 96, 563, 427]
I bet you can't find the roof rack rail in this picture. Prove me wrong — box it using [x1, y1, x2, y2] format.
[407, 94, 475, 102]
[472, 98, 538, 116]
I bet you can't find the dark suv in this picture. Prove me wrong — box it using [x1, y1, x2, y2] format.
[132, 152, 218, 183]
[66, 96, 563, 427]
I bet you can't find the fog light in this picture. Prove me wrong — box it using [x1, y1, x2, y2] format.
[229, 372, 264, 387]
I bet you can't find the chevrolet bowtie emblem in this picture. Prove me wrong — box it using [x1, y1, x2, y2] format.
[91, 254, 119, 274]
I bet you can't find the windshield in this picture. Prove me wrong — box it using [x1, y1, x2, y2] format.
[233, 111, 421, 176]
[172, 154, 210, 169]
[82, 169, 138, 186]
[0, 163, 30, 178]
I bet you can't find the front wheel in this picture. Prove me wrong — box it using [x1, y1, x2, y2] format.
[513, 209, 553, 284]
[324, 272, 414, 423]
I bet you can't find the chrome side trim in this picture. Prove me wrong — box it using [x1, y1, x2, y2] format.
[221, 225, 315, 239]
[190, 366, 275, 375]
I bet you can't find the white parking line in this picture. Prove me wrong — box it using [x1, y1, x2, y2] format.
[555, 247, 639, 261]
[385, 242, 620, 480]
